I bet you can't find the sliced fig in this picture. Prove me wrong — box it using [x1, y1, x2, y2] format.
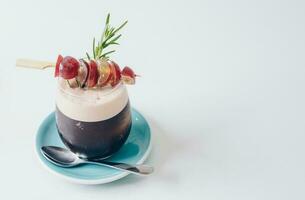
[77, 59, 89, 88]
[86, 60, 99, 88]
[121, 66, 136, 84]
[97, 59, 112, 87]
[54, 55, 63, 77]
[59, 56, 80, 80]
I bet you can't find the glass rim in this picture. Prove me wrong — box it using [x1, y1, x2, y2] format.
[57, 79, 124, 101]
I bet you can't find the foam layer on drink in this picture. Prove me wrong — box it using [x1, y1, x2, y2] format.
[56, 79, 129, 122]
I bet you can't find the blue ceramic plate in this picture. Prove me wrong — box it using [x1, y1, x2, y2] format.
[36, 108, 152, 184]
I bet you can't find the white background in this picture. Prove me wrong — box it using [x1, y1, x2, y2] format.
[0, 0, 305, 199]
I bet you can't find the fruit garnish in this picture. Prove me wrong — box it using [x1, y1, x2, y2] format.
[54, 14, 138, 89]
[109, 61, 122, 87]
[112, 61, 122, 80]
[54, 55, 63, 77]
[86, 60, 99, 87]
[121, 66, 136, 85]
[59, 56, 80, 79]
[97, 59, 112, 87]
[77, 59, 89, 88]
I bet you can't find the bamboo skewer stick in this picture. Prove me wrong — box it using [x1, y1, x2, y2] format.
[16, 59, 55, 70]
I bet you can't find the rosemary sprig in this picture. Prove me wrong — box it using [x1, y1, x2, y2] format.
[89, 13, 128, 60]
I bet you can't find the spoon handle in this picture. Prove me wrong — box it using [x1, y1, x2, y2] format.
[87, 160, 153, 175]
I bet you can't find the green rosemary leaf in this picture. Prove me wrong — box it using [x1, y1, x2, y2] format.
[107, 28, 115, 38]
[109, 34, 121, 43]
[106, 13, 110, 25]
[113, 20, 128, 34]
[93, 37, 96, 59]
[109, 42, 119, 45]
[101, 50, 115, 58]
[105, 27, 109, 37]
[104, 35, 121, 48]
[86, 52, 91, 60]
[95, 41, 100, 58]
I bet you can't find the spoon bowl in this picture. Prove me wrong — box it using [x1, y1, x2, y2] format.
[41, 146, 82, 167]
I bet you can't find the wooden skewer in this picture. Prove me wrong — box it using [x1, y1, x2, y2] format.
[16, 59, 55, 70]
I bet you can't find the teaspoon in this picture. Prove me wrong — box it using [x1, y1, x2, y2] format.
[41, 146, 153, 176]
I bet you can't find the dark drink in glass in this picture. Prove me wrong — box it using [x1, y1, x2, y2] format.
[55, 80, 132, 160]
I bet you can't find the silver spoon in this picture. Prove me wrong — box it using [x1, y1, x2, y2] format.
[41, 146, 153, 175]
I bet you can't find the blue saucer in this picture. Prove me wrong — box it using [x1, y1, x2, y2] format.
[36, 108, 152, 184]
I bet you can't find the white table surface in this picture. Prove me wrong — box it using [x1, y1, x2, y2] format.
[1, 0, 305, 199]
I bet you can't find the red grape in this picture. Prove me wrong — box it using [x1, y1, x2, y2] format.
[109, 61, 122, 87]
[121, 66, 136, 84]
[59, 56, 80, 79]
[54, 55, 63, 77]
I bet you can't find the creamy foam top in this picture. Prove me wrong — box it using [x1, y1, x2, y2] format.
[56, 79, 129, 122]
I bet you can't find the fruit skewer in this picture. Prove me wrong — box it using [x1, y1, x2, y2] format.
[16, 56, 137, 88]
[16, 14, 137, 89]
